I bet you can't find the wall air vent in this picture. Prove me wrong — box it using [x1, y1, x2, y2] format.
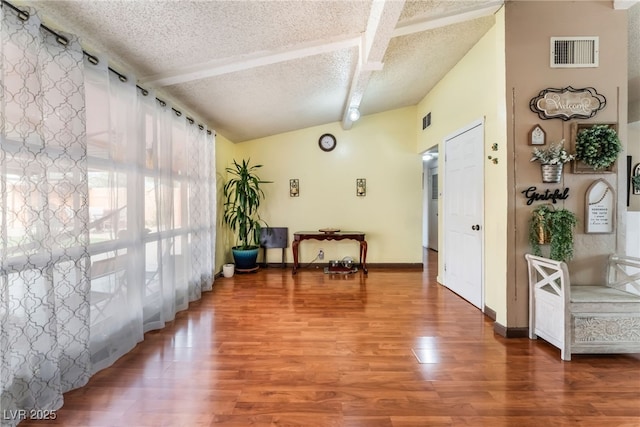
[422, 112, 431, 130]
[550, 37, 599, 68]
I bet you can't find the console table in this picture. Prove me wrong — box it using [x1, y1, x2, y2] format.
[292, 231, 368, 275]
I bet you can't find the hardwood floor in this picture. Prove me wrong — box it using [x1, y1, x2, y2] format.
[22, 252, 640, 426]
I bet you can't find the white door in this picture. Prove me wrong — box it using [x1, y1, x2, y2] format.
[443, 120, 484, 309]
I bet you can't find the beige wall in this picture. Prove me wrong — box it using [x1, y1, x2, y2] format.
[506, 1, 629, 328]
[216, 107, 423, 268]
[416, 7, 508, 324]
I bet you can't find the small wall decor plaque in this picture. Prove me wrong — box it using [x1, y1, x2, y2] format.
[289, 179, 299, 197]
[585, 179, 615, 234]
[356, 178, 366, 196]
[529, 86, 606, 121]
[528, 125, 546, 145]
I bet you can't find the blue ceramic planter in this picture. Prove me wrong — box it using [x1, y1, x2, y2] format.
[231, 247, 260, 271]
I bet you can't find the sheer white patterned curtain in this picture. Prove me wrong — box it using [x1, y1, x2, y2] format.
[83, 56, 145, 373]
[1, 5, 90, 425]
[83, 56, 217, 366]
[142, 99, 216, 333]
[185, 123, 215, 302]
[1, 3, 216, 421]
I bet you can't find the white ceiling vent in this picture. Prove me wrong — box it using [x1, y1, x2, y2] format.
[550, 37, 599, 68]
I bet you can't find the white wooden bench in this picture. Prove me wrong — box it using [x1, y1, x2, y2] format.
[525, 253, 640, 361]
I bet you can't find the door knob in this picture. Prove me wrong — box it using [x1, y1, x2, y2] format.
[471, 224, 481, 231]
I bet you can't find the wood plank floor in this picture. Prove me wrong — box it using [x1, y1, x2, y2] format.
[22, 252, 640, 426]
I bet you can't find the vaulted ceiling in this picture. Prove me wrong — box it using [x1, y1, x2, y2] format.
[20, 0, 640, 141]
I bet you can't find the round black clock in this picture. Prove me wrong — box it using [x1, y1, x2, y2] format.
[318, 133, 336, 152]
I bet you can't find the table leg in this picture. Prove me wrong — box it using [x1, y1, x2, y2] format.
[292, 240, 300, 274]
[360, 240, 368, 274]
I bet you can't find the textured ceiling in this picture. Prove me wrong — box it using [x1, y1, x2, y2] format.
[17, 0, 640, 141]
[21, 0, 499, 141]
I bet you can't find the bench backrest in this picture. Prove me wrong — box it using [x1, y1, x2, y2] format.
[607, 254, 640, 296]
[526, 253, 640, 298]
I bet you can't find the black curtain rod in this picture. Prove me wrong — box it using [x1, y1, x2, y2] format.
[1, 0, 213, 136]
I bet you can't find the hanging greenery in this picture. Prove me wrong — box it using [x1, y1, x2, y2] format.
[528, 205, 578, 262]
[575, 125, 622, 170]
[528, 204, 553, 256]
[548, 209, 578, 262]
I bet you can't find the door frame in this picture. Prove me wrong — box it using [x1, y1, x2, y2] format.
[421, 150, 439, 251]
[442, 118, 485, 310]
[427, 165, 438, 251]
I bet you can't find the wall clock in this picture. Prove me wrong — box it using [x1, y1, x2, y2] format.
[318, 133, 336, 152]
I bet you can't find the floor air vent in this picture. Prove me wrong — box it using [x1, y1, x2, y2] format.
[550, 37, 599, 68]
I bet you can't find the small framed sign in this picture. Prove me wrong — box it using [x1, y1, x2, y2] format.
[529, 125, 546, 146]
[356, 178, 366, 196]
[289, 179, 299, 197]
[585, 179, 615, 234]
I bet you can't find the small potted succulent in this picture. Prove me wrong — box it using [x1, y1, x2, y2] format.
[530, 140, 575, 183]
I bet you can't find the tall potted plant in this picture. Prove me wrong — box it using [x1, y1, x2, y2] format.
[223, 159, 271, 271]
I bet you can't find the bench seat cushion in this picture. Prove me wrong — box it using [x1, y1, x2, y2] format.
[570, 285, 640, 303]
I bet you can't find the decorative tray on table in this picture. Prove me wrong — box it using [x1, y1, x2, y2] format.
[319, 228, 340, 234]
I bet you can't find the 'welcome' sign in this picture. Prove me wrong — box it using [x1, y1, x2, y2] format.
[529, 86, 606, 121]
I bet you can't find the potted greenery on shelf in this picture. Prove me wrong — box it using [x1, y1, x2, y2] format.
[223, 159, 272, 272]
[530, 140, 575, 183]
[528, 204, 578, 262]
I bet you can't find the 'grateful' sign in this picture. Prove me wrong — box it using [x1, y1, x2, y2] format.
[522, 186, 570, 205]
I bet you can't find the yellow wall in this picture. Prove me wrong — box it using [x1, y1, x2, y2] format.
[506, 1, 628, 327]
[216, 107, 423, 267]
[214, 133, 238, 272]
[416, 7, 509, 324]
[213, 1, 630, 334]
